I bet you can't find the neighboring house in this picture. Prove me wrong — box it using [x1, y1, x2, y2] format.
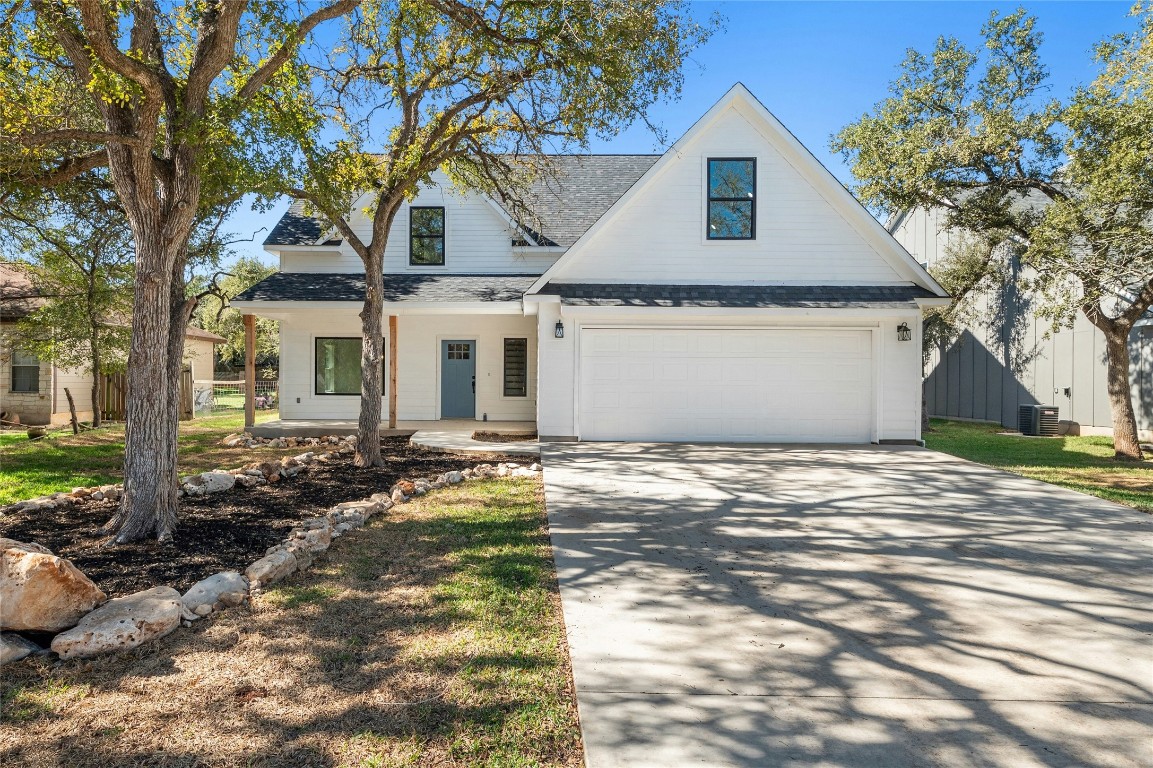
[233, 84, 949, 443]
[0, 262, 225, 426]
[890, 206, 1153, 441]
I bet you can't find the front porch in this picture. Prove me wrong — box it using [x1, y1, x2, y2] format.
[250, 418, 536, 438]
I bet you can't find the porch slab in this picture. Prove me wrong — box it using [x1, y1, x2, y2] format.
[410, 427, 540, 457]
[249, 418, 536, 441]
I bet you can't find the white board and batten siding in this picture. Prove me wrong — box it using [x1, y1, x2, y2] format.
[277, 172, 559, 276]
[278, 310, 536, 422]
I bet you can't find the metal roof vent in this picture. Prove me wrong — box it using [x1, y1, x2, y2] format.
[1019, 405, 1059, 436]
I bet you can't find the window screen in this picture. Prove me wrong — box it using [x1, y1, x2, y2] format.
[10, 349, 38, 393]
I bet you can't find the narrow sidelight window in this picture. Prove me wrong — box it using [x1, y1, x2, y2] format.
[503, 338, 527, 397]
[707, 158, 756, 240]
[410, 206, 446, 265]
[10, 349, 39, 393]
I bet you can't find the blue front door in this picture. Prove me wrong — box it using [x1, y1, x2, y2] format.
[441, 340, 476, 418]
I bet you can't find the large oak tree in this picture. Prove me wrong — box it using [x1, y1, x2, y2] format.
[277, 0, 716, 467]
[832, 5, 1153, 459]
[0, 0, 358, 541]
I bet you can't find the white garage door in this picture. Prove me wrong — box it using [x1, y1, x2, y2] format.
[579, 328, 874, 442]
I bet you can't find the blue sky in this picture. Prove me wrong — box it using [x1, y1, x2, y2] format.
[225, 0, 1136, 265]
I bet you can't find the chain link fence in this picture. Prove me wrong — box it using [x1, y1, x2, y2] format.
[193, 380, 279, 416]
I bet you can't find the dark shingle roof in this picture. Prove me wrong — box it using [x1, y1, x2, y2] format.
[263, 155, 660, 248]
[234, 273, 537, 303]
[517, 155, 659, 247]
[538, 283, 941, 308]
[263, 199, 332, 247]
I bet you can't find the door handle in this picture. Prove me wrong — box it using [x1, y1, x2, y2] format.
[472, 375, 475, 393]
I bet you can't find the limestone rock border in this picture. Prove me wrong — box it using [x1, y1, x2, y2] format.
[1, 456, 542, 661]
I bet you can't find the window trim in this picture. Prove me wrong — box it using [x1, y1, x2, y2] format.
[409, 205, 446, 266]
[502, 337, 528, 398]
[312, 336, 386, 397]
[706, 157, 757, 241]
[10, 349, 39, 394]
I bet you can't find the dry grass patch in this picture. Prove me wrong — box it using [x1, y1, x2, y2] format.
[0, 478, 582, 768]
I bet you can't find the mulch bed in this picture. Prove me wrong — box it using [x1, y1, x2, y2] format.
[472, 430, 538, 442]
[0, 436, 517, 597]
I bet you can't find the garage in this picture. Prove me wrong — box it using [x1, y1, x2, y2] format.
[578, 327, 874, 442]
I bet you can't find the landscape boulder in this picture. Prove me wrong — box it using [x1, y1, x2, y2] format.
[181, 571, 248, 619]
[0, 539, 107, 632]
[50, 586, 182, 660]
[1, 632, 43, 664]
[196, 471, 236, 495]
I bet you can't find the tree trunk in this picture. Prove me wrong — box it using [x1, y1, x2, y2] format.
[104, 232, 181, 542]
[356, 262, 386, 467]
[90, 327, 102, 429]
[1101, 326, 1143, 460]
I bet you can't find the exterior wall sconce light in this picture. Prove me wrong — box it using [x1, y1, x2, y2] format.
[554, 320, 565, 339]
[897, 322, 912, 342]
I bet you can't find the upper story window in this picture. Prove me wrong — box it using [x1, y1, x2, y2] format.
[707, 158, 756, 240]
[410, 206, 445, 265]
[10, 349, 39, 393]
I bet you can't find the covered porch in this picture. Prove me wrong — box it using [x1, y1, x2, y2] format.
[230, 273, 540, 433]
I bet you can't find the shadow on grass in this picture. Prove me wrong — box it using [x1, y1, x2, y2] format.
[0, 479, 580, 768]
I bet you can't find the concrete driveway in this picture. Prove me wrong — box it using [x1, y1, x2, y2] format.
[542, 443, 1153, 768]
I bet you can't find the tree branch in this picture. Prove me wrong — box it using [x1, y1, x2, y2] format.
[6, 129, 145, 147]
[235, 0, 360, 102]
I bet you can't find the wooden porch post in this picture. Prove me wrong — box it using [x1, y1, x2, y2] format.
[243, 313, 256, 430]
[388, 315, 398, 429]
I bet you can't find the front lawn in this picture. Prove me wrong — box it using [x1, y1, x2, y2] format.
[0, 412, 286, 506]
[0, 478, 583, 767]
[924, 419, 1153, 513]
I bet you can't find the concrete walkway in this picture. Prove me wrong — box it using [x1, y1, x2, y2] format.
[542, 443, 1153, 767]
[409, 428, 540, 456]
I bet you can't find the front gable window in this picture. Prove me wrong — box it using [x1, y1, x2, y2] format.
[410, 206, 445, 265]
[707, 158, 756, 240]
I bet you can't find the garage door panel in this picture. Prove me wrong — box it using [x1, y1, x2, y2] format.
[579, 328, 873, 443]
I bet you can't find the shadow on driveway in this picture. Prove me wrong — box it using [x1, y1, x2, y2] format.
[543, 443, 1153, 768]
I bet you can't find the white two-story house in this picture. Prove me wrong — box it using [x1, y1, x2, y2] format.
[233, 84, 949, 443]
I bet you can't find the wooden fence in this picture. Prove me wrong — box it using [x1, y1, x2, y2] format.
[101, 368, 194, 421]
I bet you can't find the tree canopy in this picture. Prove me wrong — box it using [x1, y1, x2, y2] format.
[0, 0, 358, 541]
[273, 0, 717, 466]
[832, 4, 1153, 459]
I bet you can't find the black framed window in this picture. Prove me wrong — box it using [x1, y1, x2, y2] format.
[503, 338, 527, 397]
[410, 206, 445, 265]
[315, 338, 386, 395]
[707, 158, 756, 240]
[10, 349, 39, 393]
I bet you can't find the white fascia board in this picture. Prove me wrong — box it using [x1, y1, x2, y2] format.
[558, 305, 922, 321]
[385, 301, 525, 315]
[484, 198, 538, 246]
[914, 297, 954, 309]
[264, 244, 342, 253]
[512, 246, 566, 256]
[230, 299, 526, 319]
